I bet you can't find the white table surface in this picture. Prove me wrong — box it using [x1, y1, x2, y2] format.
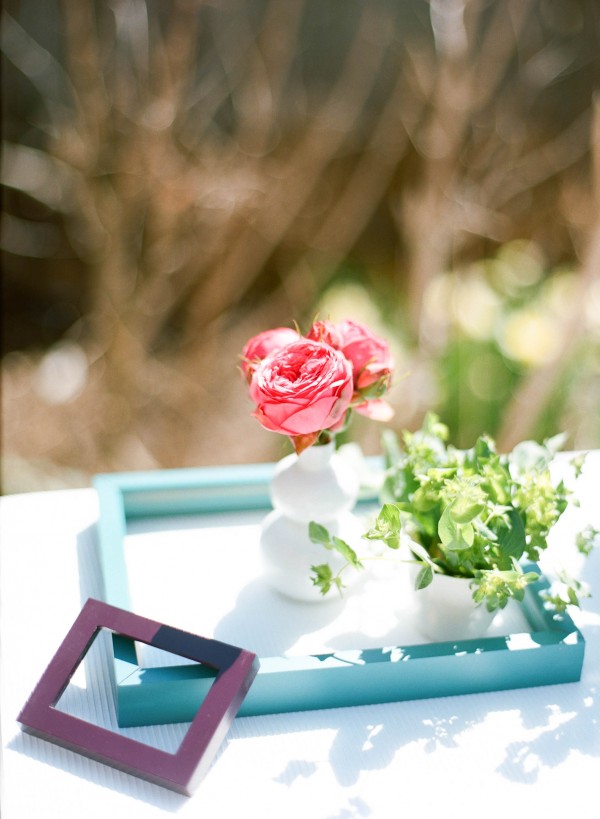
[2, 453, 600, 819]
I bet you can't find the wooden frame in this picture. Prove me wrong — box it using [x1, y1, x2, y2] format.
[18, 599, 259, 795]
[94, 464, 585, 727]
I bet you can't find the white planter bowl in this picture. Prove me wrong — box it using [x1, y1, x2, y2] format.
[408, 562, 496, 642]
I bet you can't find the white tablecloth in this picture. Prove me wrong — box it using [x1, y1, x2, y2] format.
[2, 453, 600, 819]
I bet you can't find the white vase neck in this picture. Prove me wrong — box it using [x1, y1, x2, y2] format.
[297, 440, 335, 471]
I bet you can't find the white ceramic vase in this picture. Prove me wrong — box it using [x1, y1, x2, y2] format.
[408, 561, 495, 642]
[260, 441, 363, 602]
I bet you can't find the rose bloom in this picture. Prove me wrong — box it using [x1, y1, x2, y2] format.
[306, 319, 343, 349]
[249, 339, 353, 451]
[337, 319, 394, 395]
[241, 327, 300, 382]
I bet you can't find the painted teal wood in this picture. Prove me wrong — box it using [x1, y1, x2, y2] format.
[93, 465, 585, 727]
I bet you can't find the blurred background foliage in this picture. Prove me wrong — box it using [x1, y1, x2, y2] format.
[1, 0, 599, 493]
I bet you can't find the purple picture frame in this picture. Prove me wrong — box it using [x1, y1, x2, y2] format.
[17, 598, 259, 795]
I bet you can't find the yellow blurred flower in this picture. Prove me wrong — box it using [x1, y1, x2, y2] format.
[499, 309, 562, 366]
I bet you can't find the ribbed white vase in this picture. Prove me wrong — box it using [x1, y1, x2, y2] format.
[260, 441, 363, 602]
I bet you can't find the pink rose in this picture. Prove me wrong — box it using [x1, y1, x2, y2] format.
[241, 327, 300, 382]
[249, 339, 353, 452]
[337, 319, 394, 396]
[306, 320, 343, 349]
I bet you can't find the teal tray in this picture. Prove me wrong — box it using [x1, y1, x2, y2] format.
[94, 464, 585, 727]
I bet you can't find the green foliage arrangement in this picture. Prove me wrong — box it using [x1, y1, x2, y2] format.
[310, 414, 597, 611]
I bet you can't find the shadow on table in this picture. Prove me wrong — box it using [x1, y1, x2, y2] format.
[239, 669, 600, 800]
[496, 677, 600, 783]
[246, 693, 485, 790]
[211, 574, 352, 656]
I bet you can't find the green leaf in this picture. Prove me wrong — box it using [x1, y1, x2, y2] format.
[422, 412, 449, 441]
[364, 503, 401, 549]
[522, 571, 540, 584]
[380, 503, 401, 528]
[450, 496, 485, 524]
[460, 522, 475, 547]
[308, 521, 365, 595]
[497, 508, 526, 560]
[488, 477, 510, 505]
[309, 521, 332, 548]
[438, 506, 473, 551]
[415, 563, 434, 589]
[576, 525, 599, 556]
[570, 453, 587, 479]
[438, 505, 457, 546]
[408, 540, 433, 563]
[310, 563, 333, 595]
[331, 536, 361, 569]
[510, 440, 552, 475]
